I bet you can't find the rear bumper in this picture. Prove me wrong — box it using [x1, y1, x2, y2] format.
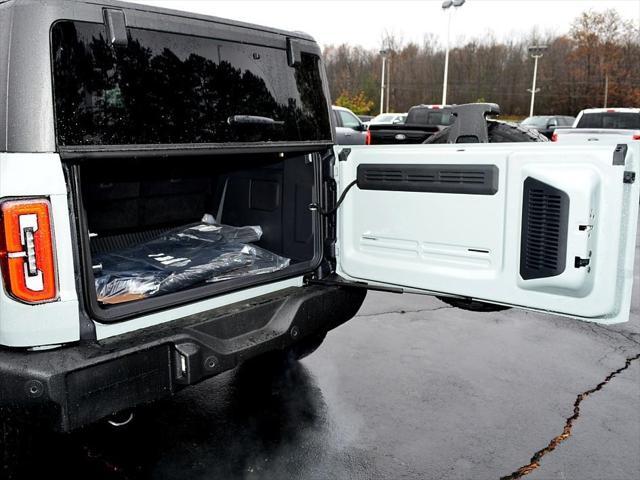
[0, 285, 365, 432]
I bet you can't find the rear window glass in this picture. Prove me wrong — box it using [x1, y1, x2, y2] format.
[408, 109, 454, 126]
[576, 112, 640, 130]
[51, 21, 331, 146]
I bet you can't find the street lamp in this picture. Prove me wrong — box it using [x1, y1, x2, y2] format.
[386, 53, 392, 112]
[379, 48, 389, 114]
[441, 0, 465, 106]
[527, 45, 547, 117]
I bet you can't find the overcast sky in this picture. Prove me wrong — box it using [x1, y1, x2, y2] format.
[128, 0, 640, 49]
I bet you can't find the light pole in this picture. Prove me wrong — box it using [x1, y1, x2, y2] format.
[441, 0, 465, 106]
[386, 55, 391, 112]
[379, 49, 389, 114]
[527, 45, 547, 117]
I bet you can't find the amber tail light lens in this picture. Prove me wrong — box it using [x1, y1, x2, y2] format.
[0, 199, 58, 303]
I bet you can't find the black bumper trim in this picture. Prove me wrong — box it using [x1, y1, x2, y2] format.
[0, 285, 365, 432]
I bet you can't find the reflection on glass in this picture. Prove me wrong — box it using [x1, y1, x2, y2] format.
[52, 21, 331, 145]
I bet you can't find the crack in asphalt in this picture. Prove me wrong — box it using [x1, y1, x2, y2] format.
[583, 323, 640, 347]
[499, 352, 640, 480]
[355, 306, 453, 318]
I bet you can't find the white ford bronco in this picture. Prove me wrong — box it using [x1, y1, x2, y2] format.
[0, 0, 638, 445]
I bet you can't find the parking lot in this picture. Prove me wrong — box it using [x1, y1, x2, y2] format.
[14, 215, 637, 480]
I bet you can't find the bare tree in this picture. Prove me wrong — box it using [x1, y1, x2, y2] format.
[323, 9, 640, 116]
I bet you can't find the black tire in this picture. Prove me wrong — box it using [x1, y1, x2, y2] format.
[426, 119, 547, 312]
[424, 120, 549, 144]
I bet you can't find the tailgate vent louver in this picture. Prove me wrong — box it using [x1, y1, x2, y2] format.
[357, 164, 498, 195]
[363, 169, 403, 182]
[520, 177, 569, 280]
[439, 170, 487, 184]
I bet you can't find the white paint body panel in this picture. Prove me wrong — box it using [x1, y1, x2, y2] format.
[336, 143, 640, 324]
[0, 153, 80, 346]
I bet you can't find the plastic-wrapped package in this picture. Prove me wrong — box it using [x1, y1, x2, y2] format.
[94, 219, 289, 304]
[208, 244, 290, 283]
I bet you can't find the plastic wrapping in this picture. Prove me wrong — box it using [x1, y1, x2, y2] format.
[94, 219, 290, 304]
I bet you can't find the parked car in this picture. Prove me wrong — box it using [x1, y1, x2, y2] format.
[365, 113, 407, 127]
[358, 114, 374, 123]
[332, 105, 368, 144]
[520, 115, 575, 139]
[572, 108, 640, 129]
[367, 104, 454, 144]
[0, 0, 638, 458]
[552, 108, 640, 142]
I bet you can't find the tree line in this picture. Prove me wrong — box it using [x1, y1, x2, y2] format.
[324, 9, 640, 117]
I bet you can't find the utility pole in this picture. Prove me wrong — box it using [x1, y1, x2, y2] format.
[527, 45, 547, 117]
[603, 72, 609, 108]
[441, 0, 465, 105]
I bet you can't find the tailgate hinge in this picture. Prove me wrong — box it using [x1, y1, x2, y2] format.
[103, 9, 128, 46]
[286, 37, 301, 66]
[338, 148, 351, 162]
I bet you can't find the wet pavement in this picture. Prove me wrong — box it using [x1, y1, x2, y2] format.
[11, 221, 640, 480]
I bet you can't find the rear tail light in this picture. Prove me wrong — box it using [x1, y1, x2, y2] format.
[365, 128, 371, 145]
[633, 133, 640, 141]
[551, 132, 558, 142]
[0, 199, 58, 303]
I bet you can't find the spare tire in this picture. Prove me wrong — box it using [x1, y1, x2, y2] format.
[425, 119, 547, 312]
[424, 120, 549, 144]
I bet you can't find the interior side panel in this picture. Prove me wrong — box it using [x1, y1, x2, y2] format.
[82, 155, 315, 262]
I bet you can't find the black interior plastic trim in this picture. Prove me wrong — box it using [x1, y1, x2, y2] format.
[356, 164, 499, 195]
[64, 164, 97, 341]
[59, 142, 333, 161]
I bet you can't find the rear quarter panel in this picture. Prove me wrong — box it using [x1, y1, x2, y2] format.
[0, 153, 80, 346]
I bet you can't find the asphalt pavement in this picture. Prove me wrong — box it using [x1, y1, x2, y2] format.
[15, 217, 640, 480]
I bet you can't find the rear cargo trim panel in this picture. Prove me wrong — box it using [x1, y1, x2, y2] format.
[67, 150, 326, 326]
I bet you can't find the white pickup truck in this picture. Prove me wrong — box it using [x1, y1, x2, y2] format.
[553, 107, 640, 143]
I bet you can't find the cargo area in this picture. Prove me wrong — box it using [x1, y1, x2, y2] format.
[73, 152, 322, 320]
